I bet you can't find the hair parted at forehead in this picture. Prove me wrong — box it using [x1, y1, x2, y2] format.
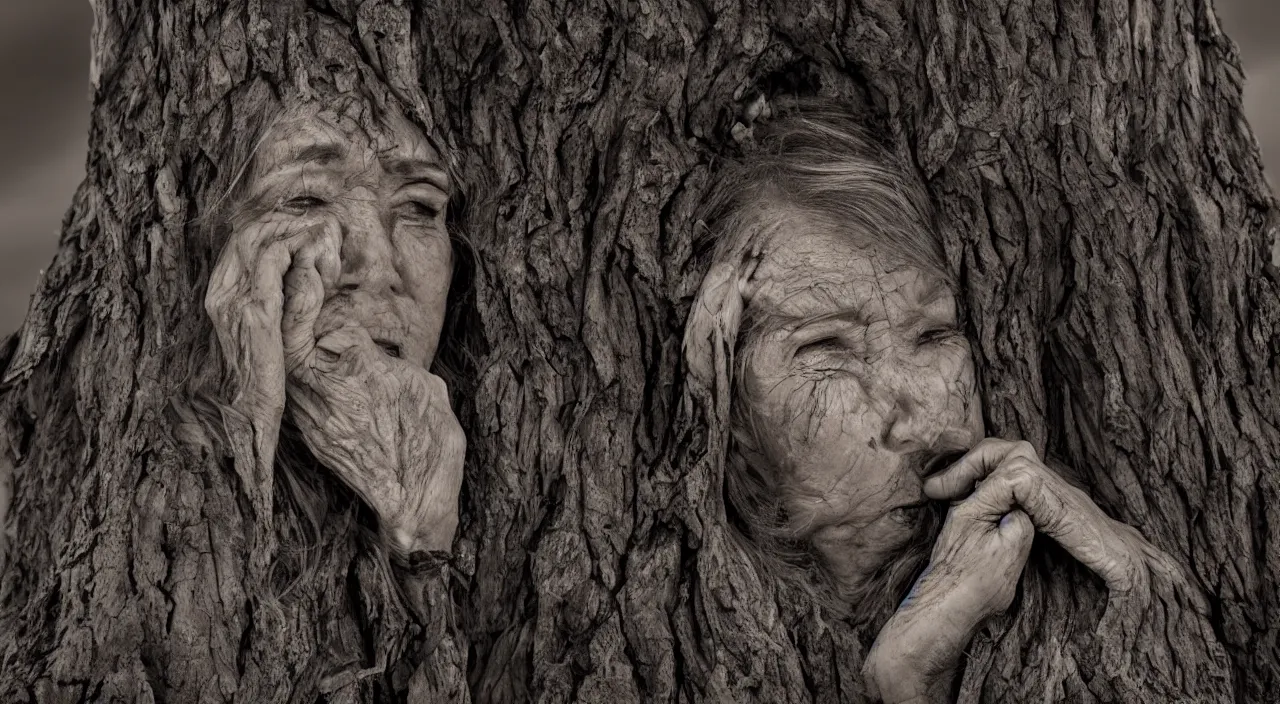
[697, 101, 950, 286]
[682, 101, 955, 619]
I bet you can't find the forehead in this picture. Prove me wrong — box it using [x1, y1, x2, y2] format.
[749, 223, 952, 323]
[252, 101, 442, 176]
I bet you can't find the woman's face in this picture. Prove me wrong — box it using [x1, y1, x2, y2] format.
[739, 219, 984, 594]
[237, 101, 453, 368]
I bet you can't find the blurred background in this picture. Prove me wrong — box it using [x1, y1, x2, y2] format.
[0, 2, 1276, 334]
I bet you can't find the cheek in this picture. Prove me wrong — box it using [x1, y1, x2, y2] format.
[944, 351, 979, 406]
[754, 371, 880, 467]
[397, 237, 453, 307]
[931, 347, 983, 436]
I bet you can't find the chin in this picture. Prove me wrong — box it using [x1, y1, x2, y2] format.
[837, 501, 948, 627]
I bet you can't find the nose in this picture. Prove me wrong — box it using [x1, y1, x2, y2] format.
[335, 192, 403, 295]
[878, 357, 976, 455]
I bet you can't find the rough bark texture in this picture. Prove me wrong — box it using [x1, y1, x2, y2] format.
[1, 0, 1277, 702]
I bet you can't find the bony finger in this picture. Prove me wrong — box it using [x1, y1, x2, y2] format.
[998, 509, 1034, 545]
[990, 459, 1126, 582]
[282, 253, 325, 374]
[924, 438, 1038, 500]
[305, 220, 342, 291]
[282, 224, 342, 370]
[234, 218, 304, 274]
[922, 438, 1007, 500]
[990, 457, 1080, 539]
[951, 465, 1026, 523]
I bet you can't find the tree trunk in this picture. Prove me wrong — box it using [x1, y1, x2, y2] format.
[2, 0, 1277, 702]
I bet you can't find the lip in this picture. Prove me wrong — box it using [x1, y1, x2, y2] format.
[922, 450, 967, 479]
[886, 499, 929, 527]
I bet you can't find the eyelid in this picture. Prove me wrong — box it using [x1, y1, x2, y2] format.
[397, 181, 448, 201]
[251, 168, 340, 208]
[275, 194, 328, 214]
[916, 323, 963, 343]
[789, 318, 861, 348]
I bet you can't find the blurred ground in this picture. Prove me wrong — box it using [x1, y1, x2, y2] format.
[0, 1, 1276, 334]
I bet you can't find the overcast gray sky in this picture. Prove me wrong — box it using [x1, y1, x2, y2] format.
[0, 1, 1276, 333]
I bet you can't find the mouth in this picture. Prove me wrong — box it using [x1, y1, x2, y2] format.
[887, 499, 929, 527]
[373, 339, 403, 359]
[922, 449, 967, 479]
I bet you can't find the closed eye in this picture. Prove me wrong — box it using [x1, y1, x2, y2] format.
[397, 200, 442, 221]
[278, 195, 327, 214]
[795, 336, 845, 357]
[917, 327, 961, 347]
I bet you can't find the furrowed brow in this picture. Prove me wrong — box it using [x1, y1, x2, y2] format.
[382, 157, 450, 190]
[777, 305, 875, 332]
[288, 142, 347, 166]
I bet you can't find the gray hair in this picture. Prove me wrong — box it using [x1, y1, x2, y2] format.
[697, 103, 949, 284]
[696, 101, 953, 619]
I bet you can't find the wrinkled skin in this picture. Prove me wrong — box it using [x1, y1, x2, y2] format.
[739, 224, 985, 591]
[738, 220, 1161, 702]
[205, 99, 463, 559]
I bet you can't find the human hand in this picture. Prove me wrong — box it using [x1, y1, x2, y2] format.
[279, 249, 464, 559]
[205, 219, 340, 507]
[863, 461, 1035, 702]
[923, 439, 1151, 593]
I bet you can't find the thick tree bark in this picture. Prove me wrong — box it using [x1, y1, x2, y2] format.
[1, 0, 1277, 703]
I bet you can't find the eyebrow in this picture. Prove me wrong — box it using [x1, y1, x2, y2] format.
[382, 156, 450, 190]
[286, 141, 348, 166]
[771, 285, 955, 333]
[771, 305, 874, 332]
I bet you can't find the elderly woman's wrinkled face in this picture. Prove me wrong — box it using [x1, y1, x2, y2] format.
[740, 220, 983, 593]
[238, 102, 452, 368]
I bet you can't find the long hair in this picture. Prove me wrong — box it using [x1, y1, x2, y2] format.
[165, 80, 476, 599]
[689, 99, 954, 623]
[684, 102, 1234, 700]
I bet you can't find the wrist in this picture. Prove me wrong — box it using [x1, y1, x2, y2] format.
[382, 520, 453, 562]
[866, 653, 956, 704]
[388, 547, 451, 579]
[867, 591, 984, 701]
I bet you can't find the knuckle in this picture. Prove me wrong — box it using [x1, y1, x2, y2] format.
[947, 501, 981, 525]
[1012, 440, 1039, 460]
[972, 437, 1003, 453]
[1008, 512, 1034, 538]
[1006, 461, 1042, 492]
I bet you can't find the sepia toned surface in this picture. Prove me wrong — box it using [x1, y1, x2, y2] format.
[0, 0, 1274, 335]
[0, 1, 1278, 334]
[0, 0, 1275, 701]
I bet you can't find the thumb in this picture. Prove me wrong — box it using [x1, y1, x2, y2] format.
[283, 224, 341, 375]
[282, 251, 325, 375]
[682, 261, 746, 386]
[998, 509, 1034, 543]
[924, 440, 1023, 500]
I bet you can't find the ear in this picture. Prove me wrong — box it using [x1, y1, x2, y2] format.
[682, 258, 757, 393]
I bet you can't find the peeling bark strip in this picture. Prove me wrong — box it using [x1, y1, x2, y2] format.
[0, 1, 1276, 703]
